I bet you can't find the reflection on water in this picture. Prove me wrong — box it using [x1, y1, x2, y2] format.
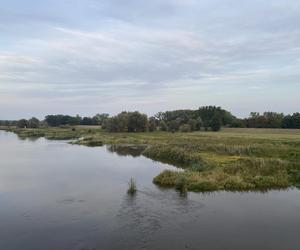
[1, 131, 300, 250]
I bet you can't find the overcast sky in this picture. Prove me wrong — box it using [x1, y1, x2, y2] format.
[0, 0, 299, 119]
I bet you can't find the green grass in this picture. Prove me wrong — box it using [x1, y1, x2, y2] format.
[2, 126, 300, 192]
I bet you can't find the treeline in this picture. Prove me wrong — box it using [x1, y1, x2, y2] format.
[232, 112, 300, 129]
[0, 114, 109, 129]
[1, 107, 299, 132]
[149, 106, 232, 132]
[44, 114, 109, 127]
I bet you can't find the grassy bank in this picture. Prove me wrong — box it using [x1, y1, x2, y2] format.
[2, 126, 300, 192]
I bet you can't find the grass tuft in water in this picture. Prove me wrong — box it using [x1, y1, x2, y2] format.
[175, 176, 188, 195]
[127, 178, 137, 195]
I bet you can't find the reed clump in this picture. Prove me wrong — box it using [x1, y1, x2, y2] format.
[127, 178, 137, 195]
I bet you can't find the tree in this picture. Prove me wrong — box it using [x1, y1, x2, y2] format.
[187, 119, 197, 131]
[210, 115, 221, 131]
[148, 117, 157, 132]
[168, 120, 180, 132]
[159, 120, 168, 131]
[27, 117, 40, 128]
[105, 111, 148, 132]
[198, 106, 235, 129]
[263, 112, 284, 128]
[230, 118, 246, 128]
[250, 112, 260, 118]
[17, 119, 28, 128]
[282, 113, 300, 129]
[128, 112, 148, 132]
[81, 117, 93, 125]
[92, 113, 109, 125]
[45, 115, 82, 127]
[245, 112, 284, 128]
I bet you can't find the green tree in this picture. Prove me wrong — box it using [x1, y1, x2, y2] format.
[187, 119, 197, 131]
[148, 117, 157, 132]
[159, 120, 168, 131]
[128, 111, 148, 132]
[17, 119, 28, 128]
[105, 111, 148, 132]
[28, 117, 40, 128]
[210, 115, 221, 131]
[92, 113, 109, 125]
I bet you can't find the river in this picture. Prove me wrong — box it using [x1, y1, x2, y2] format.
[0, 130, 299, 250]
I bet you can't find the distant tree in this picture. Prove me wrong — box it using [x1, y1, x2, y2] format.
[81, 117, 93, 125]
[105, 112, 128, 132]
[282, 113, 300, 129]
[168, 120, 180, 132]
[198, 106, 234, 130]
[155, 112, 164, 121]
[0, 120, 17, 127]
[17, 119, 28, 128]
[92, 113, 109, 125]
[128, 112, 148, 132]
[27, 117, 40, 128]
[148, 117, 157, 132]
[195, 117, 203, 130]
[263, 112, 284, 128]
[159, 120, 168, 131]
[105, 111, 148, 132]
[153, 106, 234, 132]
[250, 112, 260, 118]
[45, 115, 82, 127]
[187, 119, 198, 131]
[210, 115, 222, 131]
[230, 118, 246, 128]
[245, 112, 284, 128]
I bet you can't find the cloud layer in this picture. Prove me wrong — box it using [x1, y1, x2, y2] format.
[0, 0, 300, 119]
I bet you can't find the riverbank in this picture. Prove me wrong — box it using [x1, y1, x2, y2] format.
[2, 126, 300, 192]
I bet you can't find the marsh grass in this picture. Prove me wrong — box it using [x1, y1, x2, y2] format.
[127, 178, 137, 195]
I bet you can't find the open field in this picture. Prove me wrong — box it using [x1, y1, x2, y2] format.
[2, 126, 300, 192]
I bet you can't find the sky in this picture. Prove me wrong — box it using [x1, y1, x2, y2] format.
[0, 0, 299, 119]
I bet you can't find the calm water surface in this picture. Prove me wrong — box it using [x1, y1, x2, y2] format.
[0, 131, 300, 250]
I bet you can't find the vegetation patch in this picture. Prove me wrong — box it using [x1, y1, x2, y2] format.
[143, 145, 204, 168]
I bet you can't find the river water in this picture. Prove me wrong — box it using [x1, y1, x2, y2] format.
[0, 131, 300, 250]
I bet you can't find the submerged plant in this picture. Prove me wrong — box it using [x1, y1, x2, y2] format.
[127, 178, 137, 195]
